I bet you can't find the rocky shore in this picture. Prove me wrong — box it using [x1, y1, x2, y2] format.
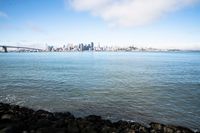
[0, 102, 198, 133]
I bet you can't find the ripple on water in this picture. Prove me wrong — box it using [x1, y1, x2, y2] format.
[0, 52, 200, 131]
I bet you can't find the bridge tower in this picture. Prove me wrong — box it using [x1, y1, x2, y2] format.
[2, 46, 8, 52]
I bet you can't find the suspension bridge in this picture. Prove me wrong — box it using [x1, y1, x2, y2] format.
[0, 45, 43, 52]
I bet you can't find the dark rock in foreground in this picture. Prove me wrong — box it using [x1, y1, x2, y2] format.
[0, 102, 197, 133]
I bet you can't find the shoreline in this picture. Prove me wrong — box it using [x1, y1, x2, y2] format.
[0, 102, 198, 133]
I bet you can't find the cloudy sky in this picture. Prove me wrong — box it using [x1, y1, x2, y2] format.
[0, 0, 200, 49]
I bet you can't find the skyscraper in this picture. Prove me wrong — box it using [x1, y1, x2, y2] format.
[91, 42, 94, 51]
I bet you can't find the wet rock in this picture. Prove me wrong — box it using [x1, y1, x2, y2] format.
[19, 107, 34, 116]
[54, 112, 75, 120]
[114, 120, 129, 129]
[102, 120, 113, 127]
[0, 103, 197, 133]
[0, 103, 10, 111]
[34, 110, 55, 120]
[85, 115, 102, 122]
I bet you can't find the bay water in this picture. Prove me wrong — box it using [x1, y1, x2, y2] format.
[0, 52, 199, 130]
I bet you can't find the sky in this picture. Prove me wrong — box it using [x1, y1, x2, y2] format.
[0, 0, 200, 50]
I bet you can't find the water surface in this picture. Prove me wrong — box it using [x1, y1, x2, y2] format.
[0, 52, 199, 130]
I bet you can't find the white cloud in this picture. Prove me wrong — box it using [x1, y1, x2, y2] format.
[69, 0, 198, 27]
[0, 11, 8, 18]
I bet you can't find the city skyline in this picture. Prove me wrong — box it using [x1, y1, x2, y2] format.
[0, 0, 200, 50]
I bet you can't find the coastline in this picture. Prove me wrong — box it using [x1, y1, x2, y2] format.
[0, 102, 198, 133]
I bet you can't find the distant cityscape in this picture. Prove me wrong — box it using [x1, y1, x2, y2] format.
[44, 42, 182, 52]
[1, 42, 184, 52]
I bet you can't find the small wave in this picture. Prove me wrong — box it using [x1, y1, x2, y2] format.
[0, 94, 25, 106]
[5, 94, 17, 103]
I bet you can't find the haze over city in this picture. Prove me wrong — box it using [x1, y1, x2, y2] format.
[0, 0, 200, 50]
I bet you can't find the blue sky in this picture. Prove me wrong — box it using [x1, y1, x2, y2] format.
[0, 0, 200, 49]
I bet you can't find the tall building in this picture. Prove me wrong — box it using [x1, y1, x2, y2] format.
[91, 42, 94, 51]
[47, 46, 54, 52]
[79, 43, 84, 51]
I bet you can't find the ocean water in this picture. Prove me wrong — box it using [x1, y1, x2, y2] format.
[0, 52, 200, 130]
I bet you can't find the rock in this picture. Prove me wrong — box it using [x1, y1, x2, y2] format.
[150, 122, 164, 132]
[77, 119, 90, 129]
[102, 120, 113, 127]
[36, 119, 53, 128]
[138, 125, 149, 133]
[67, 121, 80, 133]
[127, 129, 136, 133]
[150, 123, 194, 133]
[19, 107, 34, 116]
[85, 115, 102, 122]
[34, 110, 55, 120]
[113, 120, 129, 129]
[101, 125, 111, 133]
[130, 122, 142, 131]
[163, 126, 174, 133]
[81, 125, 98, 133]
[101, 125, 117, 133]
[30, 130, 36, 133]
[54, 112, 75, 120]
[0, 126, 15, 133]
[0, 103, 196, 133]
[0, 103, 10, 112]
[36, 127, 66, 133]
[1, 114, 13, 120]
[150, 129, 156, 133]
[173, 126, 194, 133]
[53, 119, 65, 128]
